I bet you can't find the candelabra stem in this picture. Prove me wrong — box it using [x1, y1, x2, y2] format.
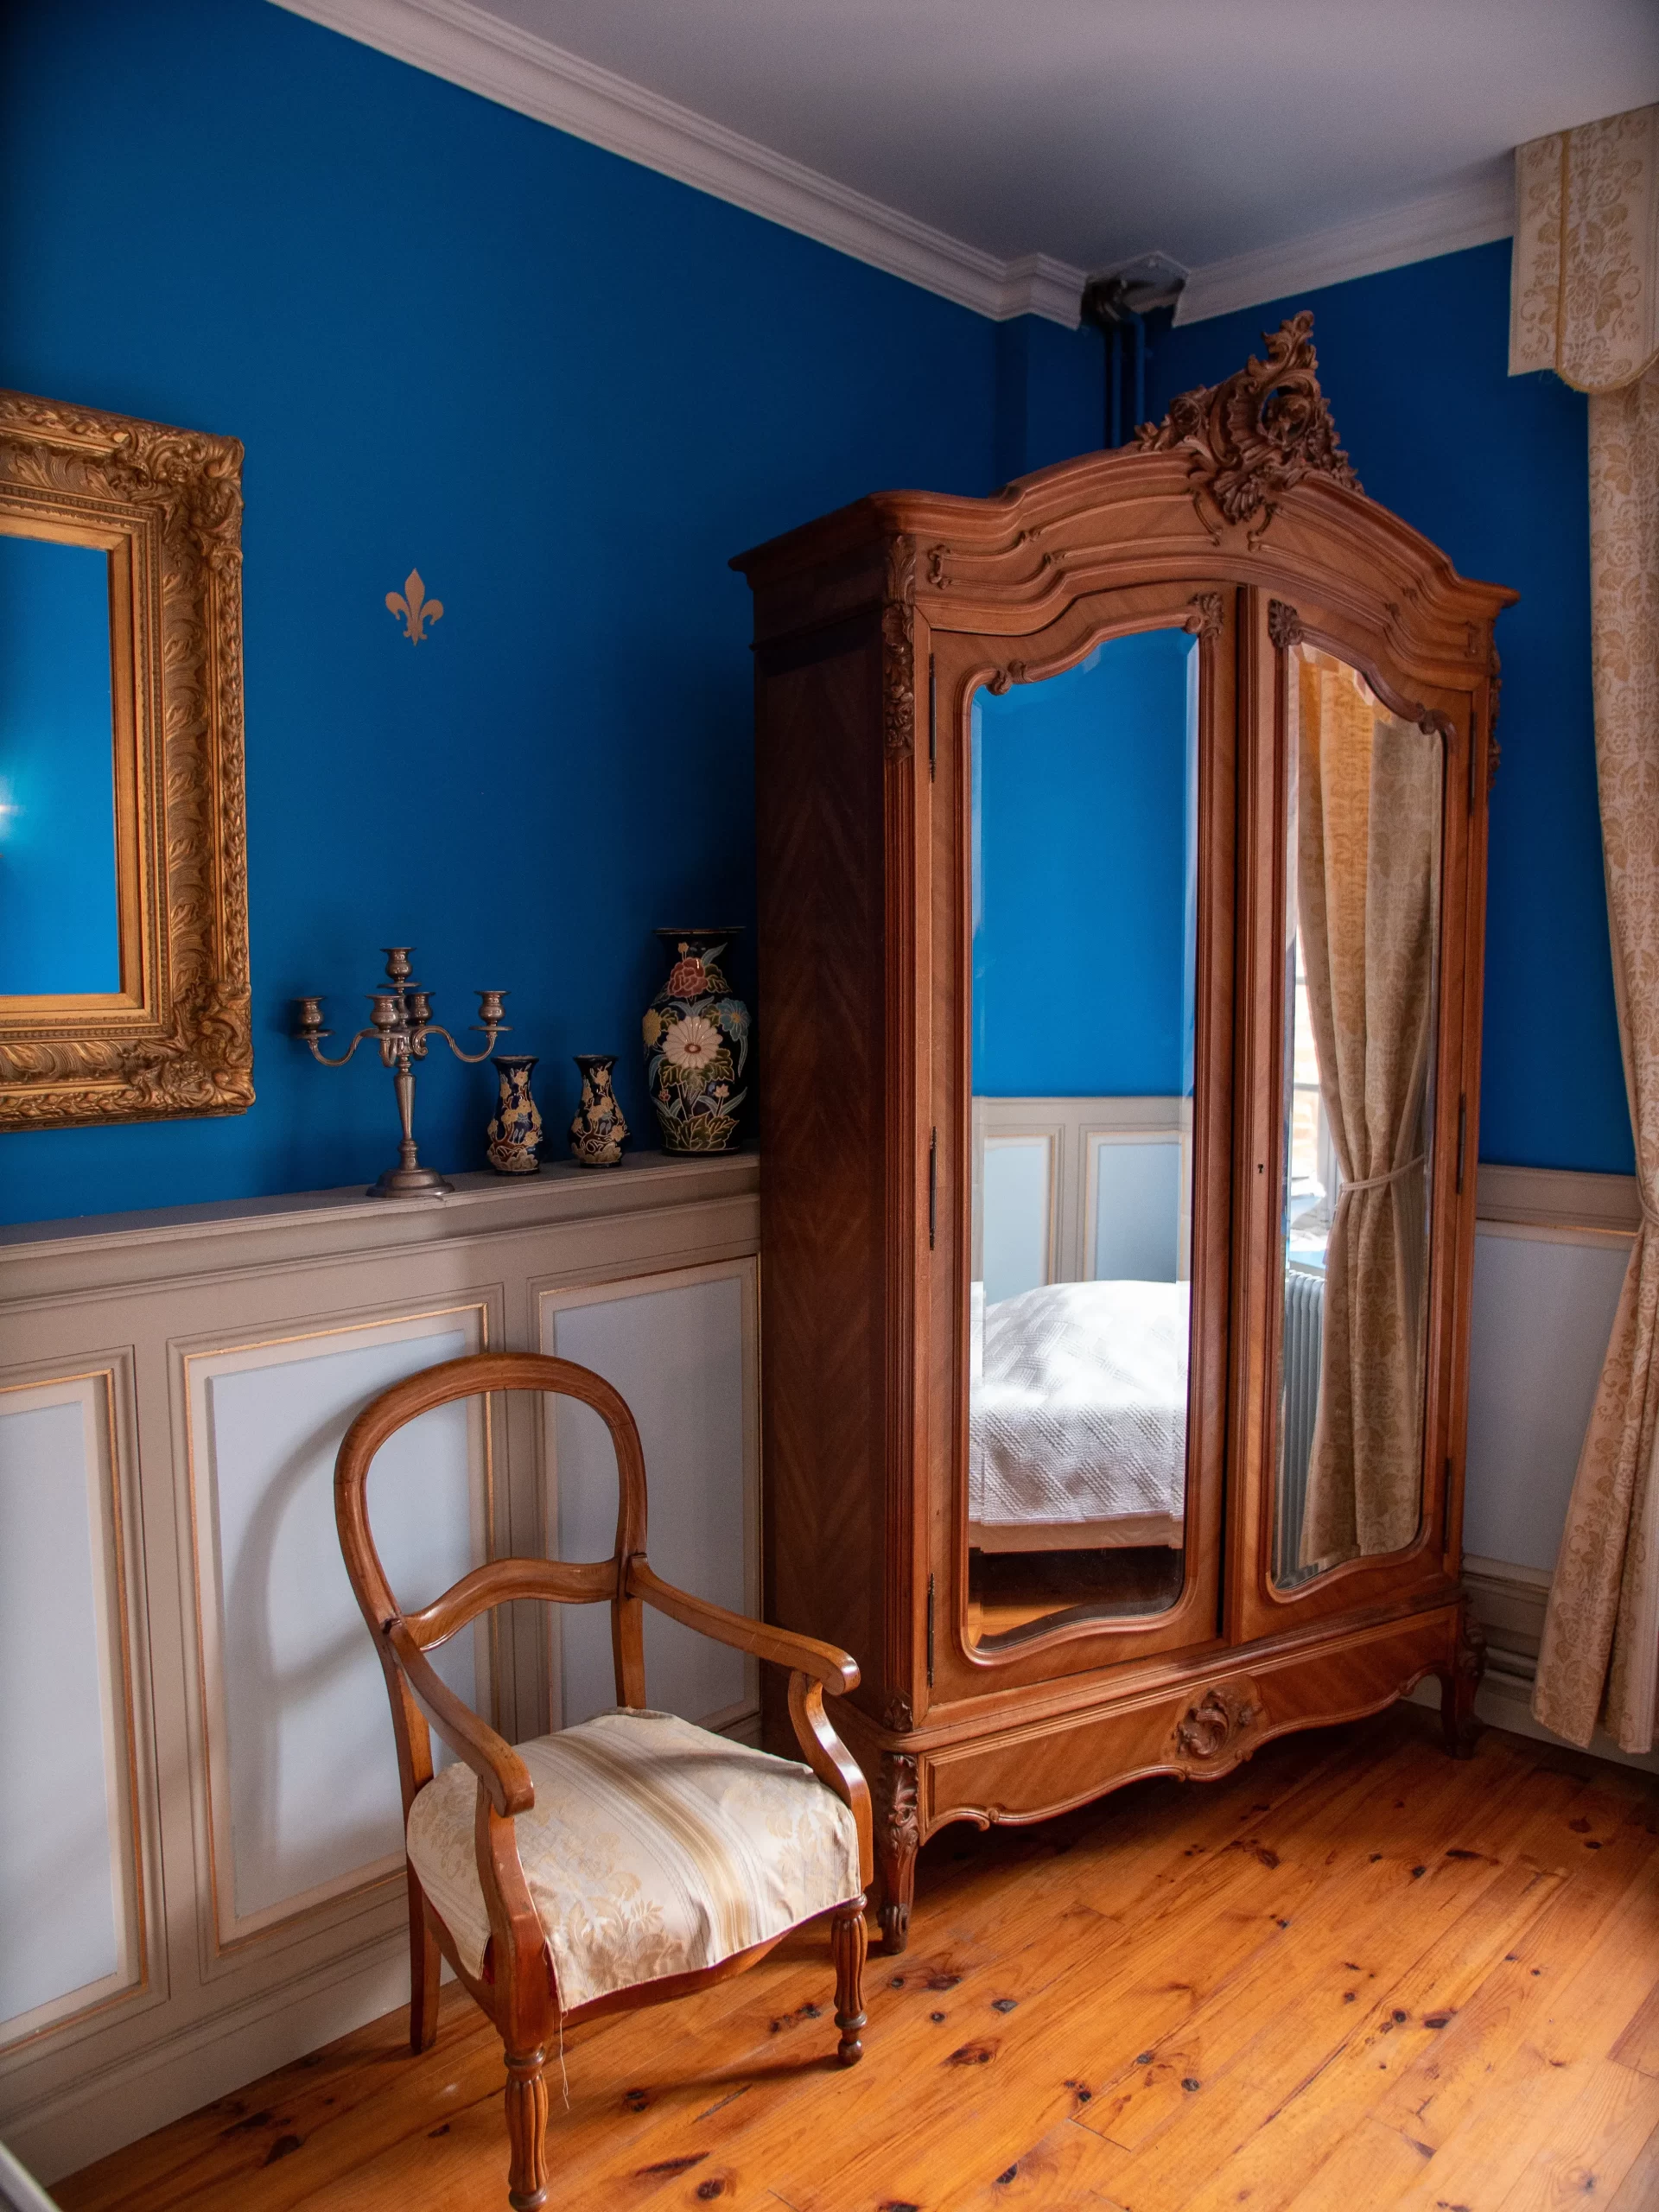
[367, 1052, 454, 1200]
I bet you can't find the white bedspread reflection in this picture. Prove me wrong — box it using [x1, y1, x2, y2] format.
[969, 1280, 1189, 1530]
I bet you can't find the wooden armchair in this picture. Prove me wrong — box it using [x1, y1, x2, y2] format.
[334, 1351, 872, 2212]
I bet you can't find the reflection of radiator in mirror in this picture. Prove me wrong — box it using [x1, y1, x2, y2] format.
[1278, 1268, 1325, 1581]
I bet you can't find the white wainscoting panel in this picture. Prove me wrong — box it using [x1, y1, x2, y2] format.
[0, 1370, 143, 2050]
[0, 1155, 758, 2182]
[539, 1262, 758, 1734]
[1465, 1226, 1631, 1573]
[184, 1306, 490, 1948]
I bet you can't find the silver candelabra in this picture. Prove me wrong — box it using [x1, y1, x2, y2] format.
[293, 946, 508, 1198]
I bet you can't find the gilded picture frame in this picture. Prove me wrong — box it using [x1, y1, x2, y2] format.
[0, 390, 252, 1129]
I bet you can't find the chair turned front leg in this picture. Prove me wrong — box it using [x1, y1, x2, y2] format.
[407, 1872, 440, 2054]
[831, 1902, 868, 2065]
[504, 2047, 550, 2210]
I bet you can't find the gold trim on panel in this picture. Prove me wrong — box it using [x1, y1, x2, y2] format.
[0, 1365, 149, 2055]
[179, 1301, 493, 1959]
[0, 390, 251, 1128]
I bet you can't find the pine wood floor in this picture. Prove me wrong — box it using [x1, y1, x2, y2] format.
[58, 1707, 1659, 2212]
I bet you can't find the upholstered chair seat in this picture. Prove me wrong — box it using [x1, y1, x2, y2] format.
[335, 1351, 872, 2212]
[405, 1707, 864, 2007]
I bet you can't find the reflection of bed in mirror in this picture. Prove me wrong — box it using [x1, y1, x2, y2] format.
[969, 1278, 1187, 1553]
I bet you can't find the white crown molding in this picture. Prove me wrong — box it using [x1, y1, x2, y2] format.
[997, 253, 1089, 327]
[1173, 164, 1515, 326]
[269, 0, 1087, 326]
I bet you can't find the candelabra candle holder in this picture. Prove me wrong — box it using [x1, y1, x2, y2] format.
[293, 946, 508, 1198]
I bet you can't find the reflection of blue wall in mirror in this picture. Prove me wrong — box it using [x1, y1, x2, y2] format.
[972, 627, 1198, 1097]
[0, 531, 119, 996]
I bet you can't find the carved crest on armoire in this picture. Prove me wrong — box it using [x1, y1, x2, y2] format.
[734, 317, 1512, 1948]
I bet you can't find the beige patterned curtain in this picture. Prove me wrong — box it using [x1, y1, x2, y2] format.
[1512, 105, 1659, 1751]
[1295, 651, 1441, 1567]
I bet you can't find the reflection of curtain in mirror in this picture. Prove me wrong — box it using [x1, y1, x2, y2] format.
[1295, 652, 1440, 1566]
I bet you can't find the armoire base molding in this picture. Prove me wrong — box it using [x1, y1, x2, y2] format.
[835, 1600, 1472, 1951]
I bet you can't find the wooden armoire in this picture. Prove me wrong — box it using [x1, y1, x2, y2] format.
[733, 316, 1515, 1950]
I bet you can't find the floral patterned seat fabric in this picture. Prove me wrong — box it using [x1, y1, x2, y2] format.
[404, 1707, 863, 2009]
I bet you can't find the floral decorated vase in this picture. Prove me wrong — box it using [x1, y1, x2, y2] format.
[643, 928, 749, 1154]
[569, 1053, 629, 1167]
[486, 1055, 543, 1174]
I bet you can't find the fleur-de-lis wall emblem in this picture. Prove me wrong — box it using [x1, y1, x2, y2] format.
[386, 569, 443, 644]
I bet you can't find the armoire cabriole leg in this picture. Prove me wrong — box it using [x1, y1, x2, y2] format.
[504, 2048, 550, 2211]
[830, 1901, 868, 2063]
[408, 1872, 440, 2054]
[1439, 1597, 1486, 1760]
[874, 1751, 919, 1952]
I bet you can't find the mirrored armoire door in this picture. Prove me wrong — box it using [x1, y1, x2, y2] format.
[931, 586, 1237, 1699]
[1230, 592, 1481, 1643]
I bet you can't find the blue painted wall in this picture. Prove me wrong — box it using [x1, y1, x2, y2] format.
[1, 3, 1625, 1218]
[0, 0, 1001, 1225]
[993, 317, 1105, 488]
[1136, 249, 1631, 1177]
[973, 629, 1197, 1096]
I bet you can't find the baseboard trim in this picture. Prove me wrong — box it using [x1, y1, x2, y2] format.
[3, 1920, 411, 2184]
[1402, 1554, 1659, 1780]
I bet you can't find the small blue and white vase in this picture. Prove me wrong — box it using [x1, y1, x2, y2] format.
[486, 1054, 543, 1175]
[569, 1054, 628, 1167]
[642, 928, 749, 1154]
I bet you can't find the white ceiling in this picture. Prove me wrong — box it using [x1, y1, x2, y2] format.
[472, 0, 1659, 275]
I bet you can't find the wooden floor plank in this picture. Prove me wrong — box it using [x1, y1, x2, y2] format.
[52, 1711, 1659, 2212]
[1607, 2120, 1659, 2209]
[1381, 1842, 1659, 2212]
[562, 1726, 1436, 2210]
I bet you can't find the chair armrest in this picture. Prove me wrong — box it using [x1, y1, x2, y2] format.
[790, 1673, 874, 1883]
[385, 1619, 534, 1816]
[626, 1558, 860, 1693]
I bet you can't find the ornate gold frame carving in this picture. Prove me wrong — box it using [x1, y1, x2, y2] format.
[0, 389, 251, 1129]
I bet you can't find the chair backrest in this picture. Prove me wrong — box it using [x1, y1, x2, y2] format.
[334, 1351, 652, 1810]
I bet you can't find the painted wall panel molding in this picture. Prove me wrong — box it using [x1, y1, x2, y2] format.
[0, 1154, 759, 1302]
[0, 1363, 152, 2056]
[1475, 1160, 1641, 1235]
[268, 0, 1089, 325]
[181, 1303, 493, 1959]
[0, 1163, 758, 2179]
[537, 1261, 760, 1738]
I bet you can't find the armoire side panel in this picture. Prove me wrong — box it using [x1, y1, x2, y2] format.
[754, 625, 889, 1733]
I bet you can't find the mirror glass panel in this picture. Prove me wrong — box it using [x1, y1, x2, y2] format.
[968, 627, 1198, 1649]
[0, 526, 119, 996]
[1274, 643, 1441, 1587]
